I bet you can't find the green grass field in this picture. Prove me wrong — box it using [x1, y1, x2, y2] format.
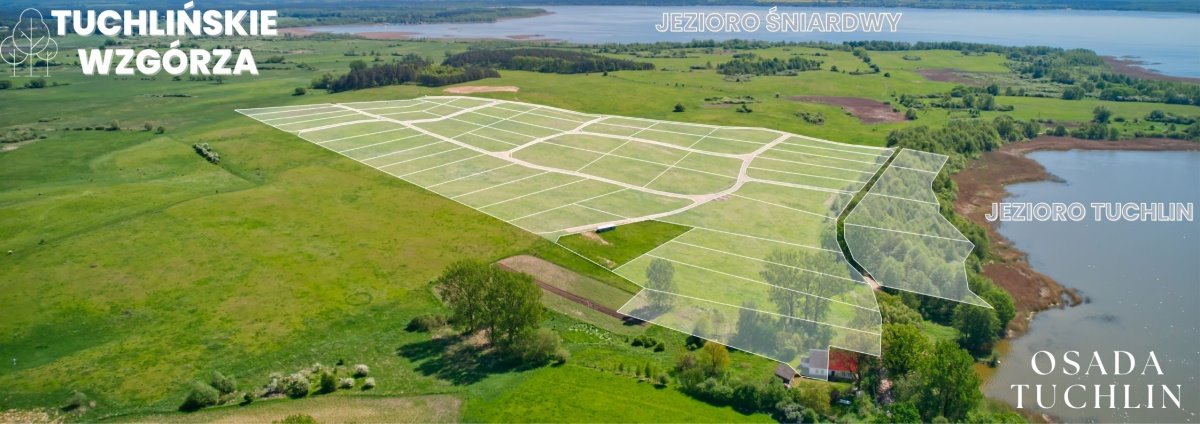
[1, 31, 1196, 422]
[556, 220, 691, 269]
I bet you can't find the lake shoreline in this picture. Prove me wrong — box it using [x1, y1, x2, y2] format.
[952, 136, 1200, 335]
[1100, 56, 1200, 84]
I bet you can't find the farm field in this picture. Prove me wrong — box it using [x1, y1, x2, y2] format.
[239, 95, 996, 370]
[1, 28, 1195, 422]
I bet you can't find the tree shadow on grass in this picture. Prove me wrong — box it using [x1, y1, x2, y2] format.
[396, 333, 537, 386]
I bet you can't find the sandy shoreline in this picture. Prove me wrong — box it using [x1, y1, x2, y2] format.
[952, 136, 1200, 334]
[1100, 56, 1200, 84]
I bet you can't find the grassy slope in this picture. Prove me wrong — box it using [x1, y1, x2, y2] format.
[128, 395, 461, 423]
[556, 220, 691, 269]
[462, 364, 773, 423]
[1, 34, 1196, 421]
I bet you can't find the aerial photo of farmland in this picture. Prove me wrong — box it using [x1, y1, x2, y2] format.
[1, 1, 1197, 423]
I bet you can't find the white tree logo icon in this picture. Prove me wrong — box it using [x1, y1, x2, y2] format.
[1, 8, 59, 77]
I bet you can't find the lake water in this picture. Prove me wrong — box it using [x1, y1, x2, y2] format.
[307, 6, 1200, 77]
[984, 150, 1200, 423]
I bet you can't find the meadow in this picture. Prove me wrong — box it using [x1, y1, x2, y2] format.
[1, 32, 1196, 421]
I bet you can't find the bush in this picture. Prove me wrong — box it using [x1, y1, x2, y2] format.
[260, 372, 283, 397]
[276, 414, 318, 424]
[338, 377, 355, 389]
[655, 373, 670, 387]
[318, 371, 338, 394]
[673, 102, 686, 113]
[210, 371, 237, 395]
[24, 78, 47, 89]
[554, 348, 570, 365]
[179, 382, 220, 411]
[63, 390, 89, 411]
[293, 87, 307, 96]
[362, 377, 376, 390]
[353, 364, 370, 378]
[281, 373, 310, 398]
[511, 329, 561, 364]
[406, 314, 446, 332]
[0, 80, 11, 89]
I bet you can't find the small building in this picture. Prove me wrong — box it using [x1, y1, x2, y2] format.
[828, 349, 860, 381]
[800, 348, 830, 380]
[774, 363, 797, 388]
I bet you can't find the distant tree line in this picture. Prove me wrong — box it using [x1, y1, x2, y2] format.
[443, 48, 654, 74]
[716, 55, 821, 76]
[312, 54, 499, 92]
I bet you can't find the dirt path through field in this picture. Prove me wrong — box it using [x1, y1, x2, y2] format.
[495, 259, 634, 322]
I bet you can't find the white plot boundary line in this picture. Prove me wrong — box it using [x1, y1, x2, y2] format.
[427, 163, 515, 189]
[338, 133, 426, 154]
[510, 188, 628, 222]
[401, 153, 485, 178]
[842, 148, 990, 308]
[237, 104, 335, 115]
[669, 240, 865, 286]
[843, 222, 971, 243]
[887, 164, 940, 174]
[479, 179, 584, 210]
[748, 165, 867, 184]
[777, 140, 892, 158]
[240, 98, 993, 362]
[763, 147, 886, 166]
[538, 141, 737, 181]
[450, 171, 549, 200]
[362, 140, 443, 161]
[629, 287, 881, 336]
[260, 108, 355, 122]
[865, 191, 939, 206]
[638, 253, 880, 315]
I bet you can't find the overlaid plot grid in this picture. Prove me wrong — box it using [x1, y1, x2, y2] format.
[239, 96, 982, 377]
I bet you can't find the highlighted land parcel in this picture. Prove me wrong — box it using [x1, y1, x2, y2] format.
[239, 96, 987, 376]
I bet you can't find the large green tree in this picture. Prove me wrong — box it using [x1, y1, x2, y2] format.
[645, 258, 676, 309]
[436, 260, 489, 330]
[882, 323, 930, 376]
[435, 260, 543, 347]
[484, 268, 544, 346]
[914, 341, 982, 421]
[760, 250, 840, 322]
[952, 304, 1000, 354]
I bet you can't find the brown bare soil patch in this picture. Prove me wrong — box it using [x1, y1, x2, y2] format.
[1101, 56, 1200, 84]
[580, 231, 610, 245]
[918, 68, 978, 84]
[791, 96, 905, 124]
[497, 255, 637, 323]
[442, 86, 520, 94]
[952, 136, 1198, 333]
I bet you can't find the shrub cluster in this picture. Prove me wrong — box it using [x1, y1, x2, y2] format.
[631, 335, 665, 352]
[406, 314, 446, 332]
[443, 48, 654, 74]
[193, 143, 220, 164]
[353, 364, 370, 378]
